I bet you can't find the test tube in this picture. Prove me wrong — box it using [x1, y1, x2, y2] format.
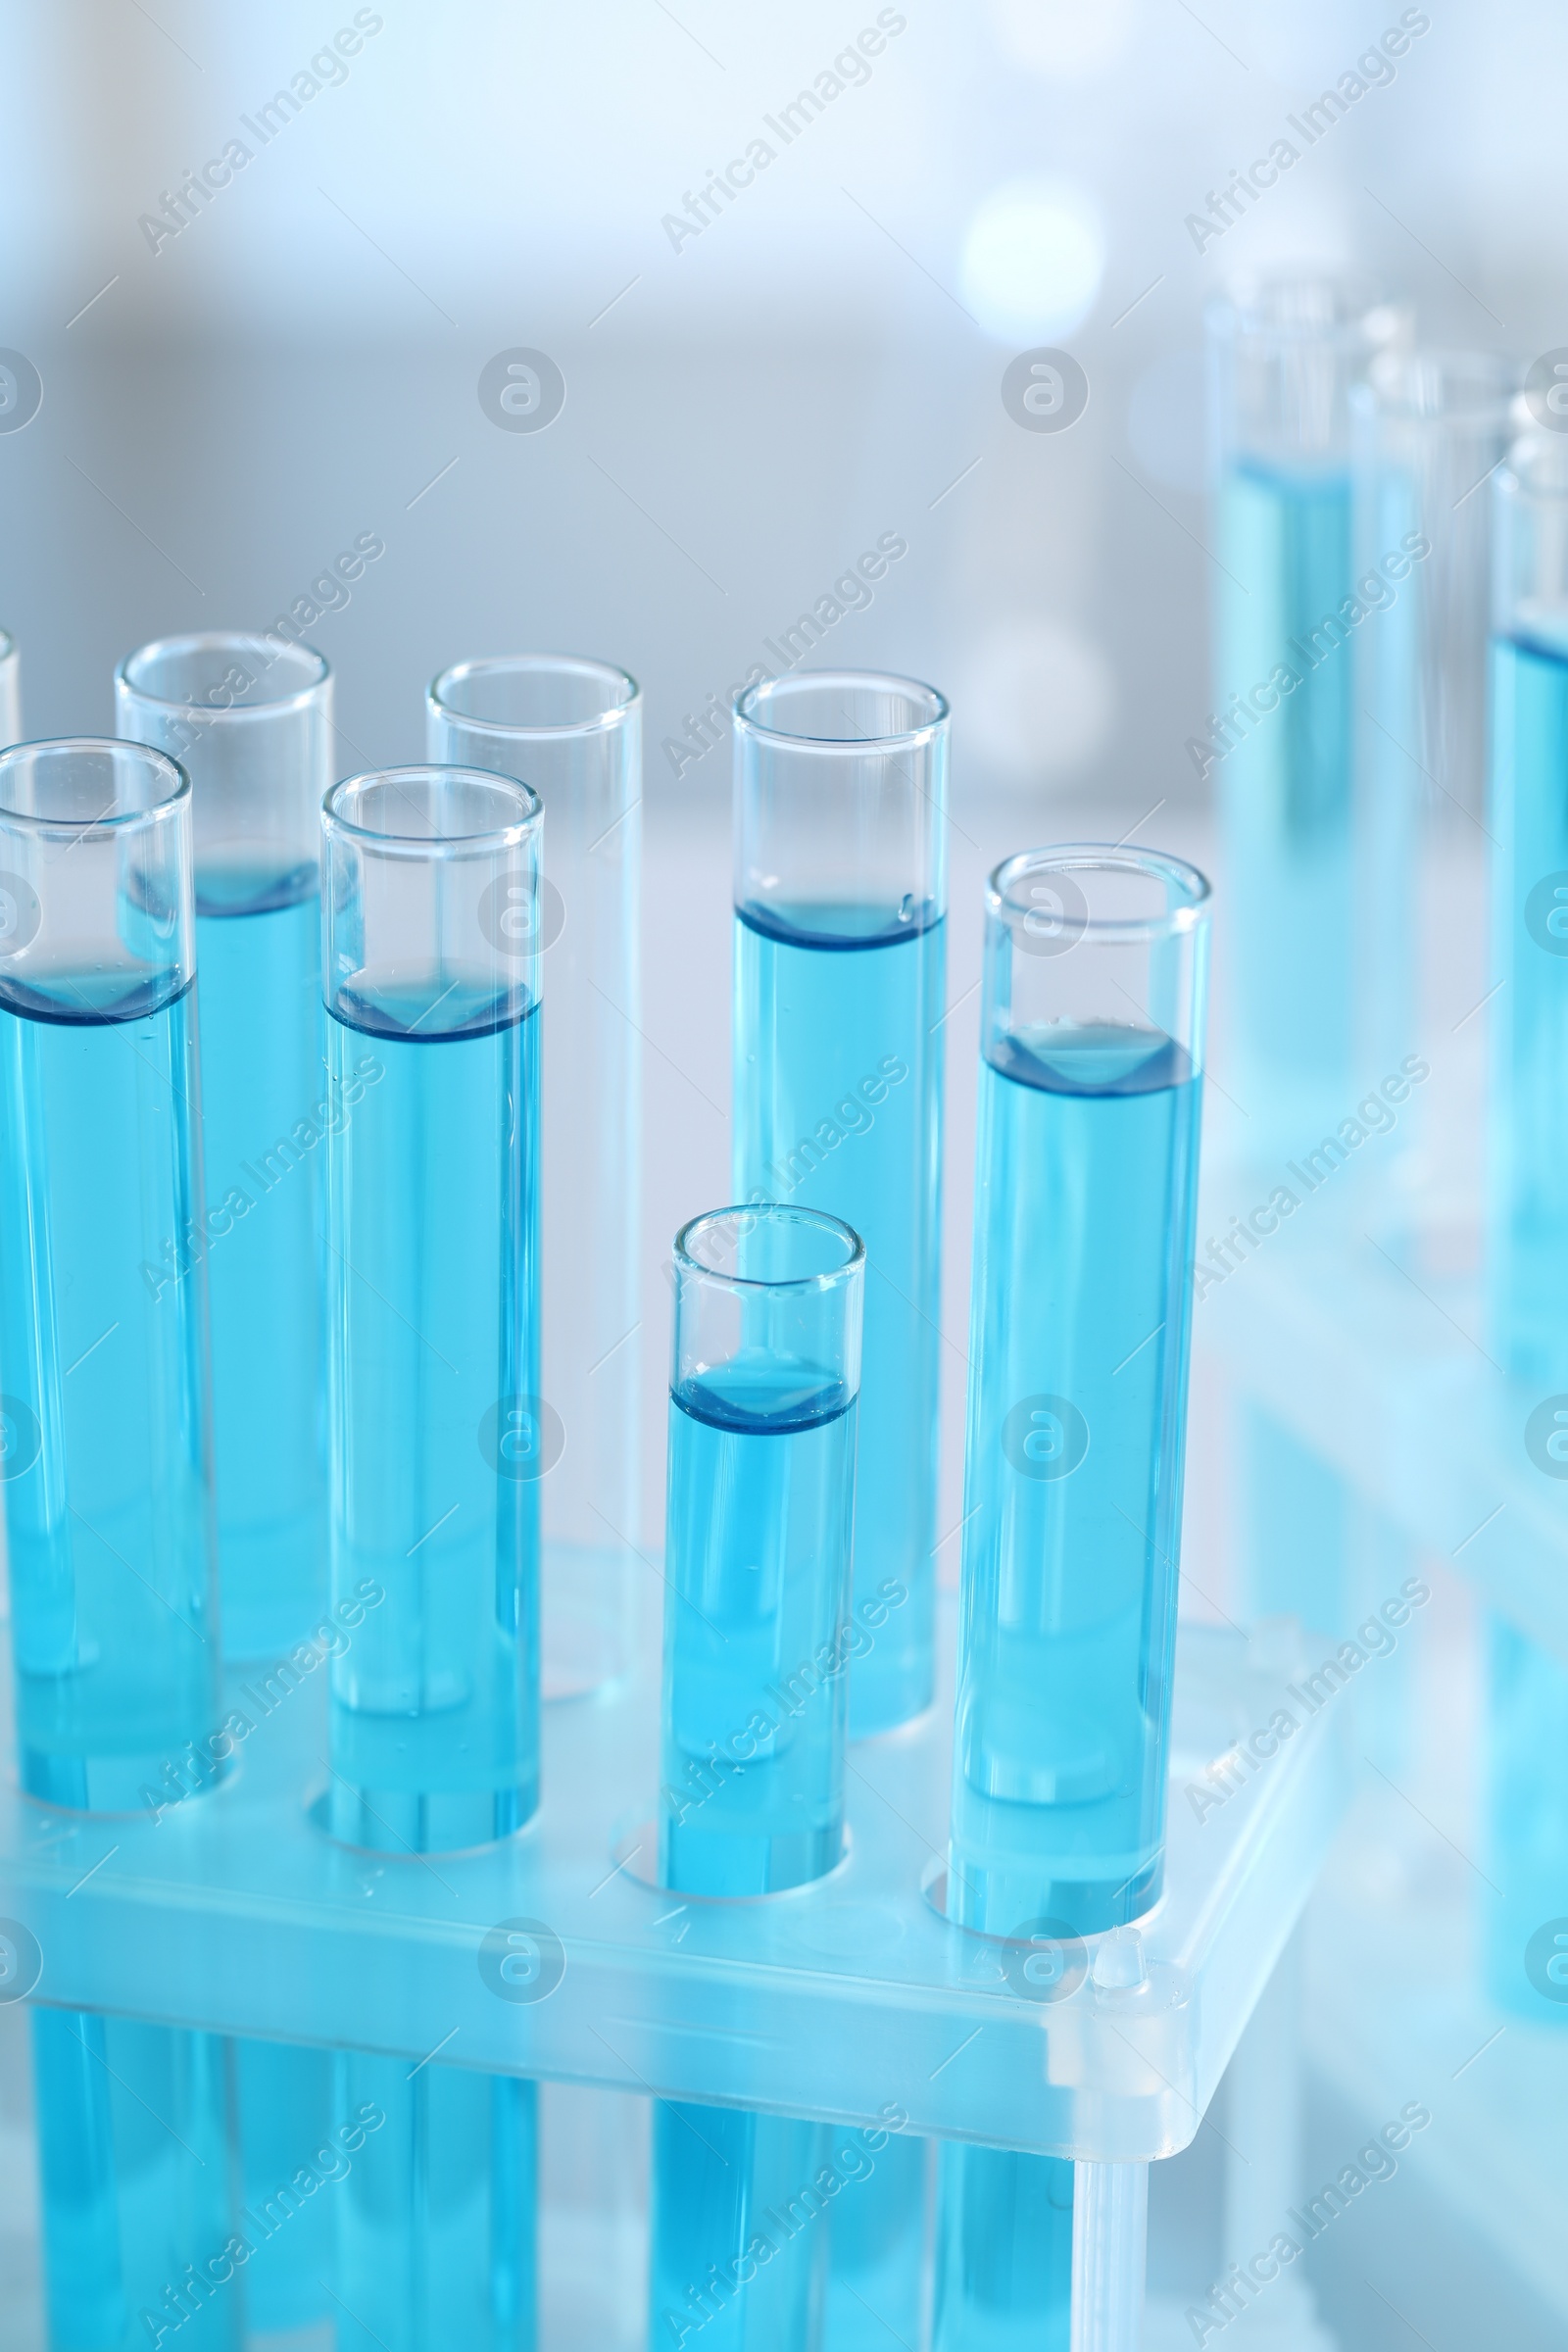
[1351, 352, 1516, 1242]
[116, 632, 332, 1659]
[0, 737, 218, 1804]
[1207, 274, 1399, 1160]
[732, 671, 947, 1737]
[0, 737, 233, 2344]
[426, 655, 641, 1696]
[321, 763, 543, 1847]
[948, 847, 1210, 1936]
[321, 764, 543, 2352]
[1488, 434, 1568, 1386]
[932, 2145, 1073, 2352]
[0, 629, 18, 743]
[650, 1202, 863, 2352]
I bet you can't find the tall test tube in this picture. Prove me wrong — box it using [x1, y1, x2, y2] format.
[1351, 352, 1516, 1239]
[1488, 434, 1568, 1386]
[732, 671, 947, 1737]
[948, 847, 1210, 1932]
[322, 764, 542, 2351]
[937, 849, 1207, 2350]
[0, 738, 234, 2347]
[1208, 275, 1397, 1160]
[117, 632, 332, 1658]
[427, 656, 641, 1696]
[651, 1203, 863, 2352]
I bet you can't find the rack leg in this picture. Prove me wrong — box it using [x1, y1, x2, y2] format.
[1070, 2160, 1148, 2352]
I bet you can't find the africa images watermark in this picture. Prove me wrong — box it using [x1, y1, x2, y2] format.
[1183, 9, 1432, 253]
[142, 1054, 385, 1302]
[1187, 532, 1431, 785]
[138, 11, 386, 254]
[1185, 1575, 1431, 1826]
[1194, 1055, 1431, 1305]
[662, 531, 909, 778]
[661, 10, 908, 254]
[1185, 2101, 1433, 2343]
[140, 2100, 387, 2345]
[659, 2103, 908, 2349]
[662, 1578, 908, 1835]
[140, 1581, 386, 1821]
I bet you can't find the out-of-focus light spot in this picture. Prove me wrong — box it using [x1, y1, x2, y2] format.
[1126, 351, 1207, 495]
[960, 178, 1105, 345]
[960, 617, 1114, 787]
[986, 0, 1137, 78]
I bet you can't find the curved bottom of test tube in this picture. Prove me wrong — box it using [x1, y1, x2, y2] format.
[324, 1776, 537, 1855]
[943, 1844, 1163, 1941]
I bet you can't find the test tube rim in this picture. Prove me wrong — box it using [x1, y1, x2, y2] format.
[426, 653, 641, 744]
[1206, 270, 1402, 353]
[674, 1201, 865, 1296]
[1360, 344, 1522, 425]
[116, 630, 330, 719]
[0, 733, 189, 834]
[988, 843, 1211, 945]
[322, 762, 543, 854]
[734, 668, 949, 754]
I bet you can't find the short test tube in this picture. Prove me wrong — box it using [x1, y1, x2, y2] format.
[427, 656, 642, 1697]
[117, 631, 332, 1658]
[651, 1202, 863, 2352]
[732, 670, 947, 1736]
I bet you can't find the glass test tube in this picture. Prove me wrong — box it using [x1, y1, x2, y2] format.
[1351, 352, 1516, 1243]
[321, 764, 543, 1849]
[651, 1203, 863, 2352]
[0, 738, 234, 2347]
[932, 2144, 1073, 2352]
[1488, 434, 1568, 1387]
[1207, 274, 1399, 1160]
[948, 847, 1210, 1936]
[322, 765, 542, 2352]
[0, 738, 218, 1803]
[732, 671, 947, 1737]
[117, 632, 332, 1660]
[0, 628, 18, 743]
[426, 656, 642, 1697]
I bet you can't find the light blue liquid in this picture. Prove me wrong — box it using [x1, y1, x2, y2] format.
[325, 984, 541, 1852]
[951, 1025, 1201, 1936]
[1483, 1614, 1568, 2030]
[336, 2054, 536, 2351]
[825, 2131, 928, 2350]
[32, 2011, 237, 2352]
[1488, 631, 1568, 1385]
[734, 902, 944, 1735]
[1215, 462, 1353, 1151]
[234, 2038, 333, 2334]
[654, 1358, 855, 2352]
[195, 876, 326, 1659]
[932, 2145, 1072, 2352]
[650, 2102, 829, 2352]
[661, 1360, 857, 1896]
[0, 983, 216, 1808]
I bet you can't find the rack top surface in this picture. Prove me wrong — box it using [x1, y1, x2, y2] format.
[0, 1596, 1347, 2160]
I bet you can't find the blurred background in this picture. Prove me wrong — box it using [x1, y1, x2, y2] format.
[2, 1, 1565, 2346]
